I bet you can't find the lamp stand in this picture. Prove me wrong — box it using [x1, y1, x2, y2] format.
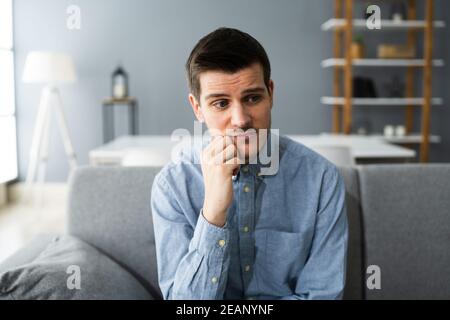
[24, 85, 77, 204]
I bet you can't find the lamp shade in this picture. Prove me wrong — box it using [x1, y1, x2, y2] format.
[22, 51, 77, 84]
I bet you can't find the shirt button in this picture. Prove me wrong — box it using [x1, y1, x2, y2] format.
[244, 265, 251, 272]
[211, 277, 218, 284]
[243, 185, 250, 193]
[243, 226, 249, 233]
[242, 166, 249, 173]
[218, 239, 226, 247]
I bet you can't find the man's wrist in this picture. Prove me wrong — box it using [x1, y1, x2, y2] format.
[202, 207, 227, 228]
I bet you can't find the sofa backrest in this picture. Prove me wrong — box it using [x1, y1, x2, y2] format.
[67, 166, 163, 299]
[358, 164, 450, 299]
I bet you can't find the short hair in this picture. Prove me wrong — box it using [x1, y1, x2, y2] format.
[186, 27, 271, 101]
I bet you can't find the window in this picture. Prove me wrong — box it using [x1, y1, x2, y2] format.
[0, 0, 17, 183]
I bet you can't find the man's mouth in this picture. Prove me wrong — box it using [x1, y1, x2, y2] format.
[227, 129, 257, 138]
[231, 130, 258, 145]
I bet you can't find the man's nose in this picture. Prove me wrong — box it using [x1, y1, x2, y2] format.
[230, 103, 251, 128]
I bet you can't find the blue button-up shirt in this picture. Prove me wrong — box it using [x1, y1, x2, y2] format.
[151, 134, 348, 300]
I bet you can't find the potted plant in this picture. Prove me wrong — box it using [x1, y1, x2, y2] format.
[351, 35, 365, 59]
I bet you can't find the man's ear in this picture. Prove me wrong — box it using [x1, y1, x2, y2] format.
[188, 93, 205, 123]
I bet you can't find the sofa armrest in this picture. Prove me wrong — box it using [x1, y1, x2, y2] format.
[0, 234, 57, 273]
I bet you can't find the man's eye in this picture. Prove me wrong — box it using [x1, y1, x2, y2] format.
[212, 100, 228, 109]
[245, 95, 262, 104]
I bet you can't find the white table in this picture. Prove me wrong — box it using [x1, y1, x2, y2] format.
[89, 134, 416, 167]
[288, 134, 416, 159]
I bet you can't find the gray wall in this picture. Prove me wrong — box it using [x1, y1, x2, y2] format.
[13, 0, 450, 182]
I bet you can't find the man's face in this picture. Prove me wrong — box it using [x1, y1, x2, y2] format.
[189, 63, 274, 162]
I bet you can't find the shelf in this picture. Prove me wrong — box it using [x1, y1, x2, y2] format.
[321, 58, 445, 68]
[321, 19, 446, 31]
[102, 97, 137, 104]
[321, 97, 444, 106]
[322, 1, 444, 161]
[372, 134, 441, 144]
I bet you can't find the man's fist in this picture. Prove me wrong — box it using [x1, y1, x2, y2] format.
[201, 135, 241, 227]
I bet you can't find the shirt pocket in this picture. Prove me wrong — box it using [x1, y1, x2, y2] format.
[255, 229, 311, 294]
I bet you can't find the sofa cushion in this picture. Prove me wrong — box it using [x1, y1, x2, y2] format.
[358, 164, 450, 299]
[0, 235, 153, 300]
[0, 234, 57, 274]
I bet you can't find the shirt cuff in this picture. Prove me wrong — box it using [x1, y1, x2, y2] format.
[190, 208, 230, 257]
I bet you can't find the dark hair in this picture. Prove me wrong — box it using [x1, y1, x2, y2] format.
[186, 27, 271, 101]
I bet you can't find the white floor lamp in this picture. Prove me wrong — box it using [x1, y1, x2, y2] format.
[22, 51, 78, 203]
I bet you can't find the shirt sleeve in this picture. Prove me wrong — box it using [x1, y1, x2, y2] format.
[151, 173, 231, 300]
[288, 166, 349, 300]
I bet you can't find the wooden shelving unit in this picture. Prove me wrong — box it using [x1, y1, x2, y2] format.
[321, 0, 445, 162]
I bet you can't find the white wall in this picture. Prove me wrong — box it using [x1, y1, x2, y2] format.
[13, 0, 450, 181]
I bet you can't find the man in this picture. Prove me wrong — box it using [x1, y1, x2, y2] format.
[151, 27, 348, 300]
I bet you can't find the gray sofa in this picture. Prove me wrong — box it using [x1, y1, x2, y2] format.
[1, 164, 450, 299]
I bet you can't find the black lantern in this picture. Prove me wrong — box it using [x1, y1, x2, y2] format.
[390, 1, 407, 21]
[111, 65, 128, 99]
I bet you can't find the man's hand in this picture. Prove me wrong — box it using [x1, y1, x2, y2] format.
[201, 135, 241, 227]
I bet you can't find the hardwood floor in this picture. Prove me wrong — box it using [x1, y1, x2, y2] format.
[0, 183, 67, 264]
